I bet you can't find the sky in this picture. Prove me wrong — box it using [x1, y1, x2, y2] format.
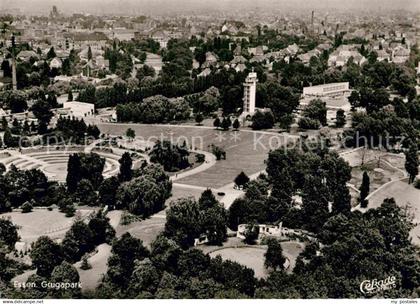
[1, 0, 419, 15]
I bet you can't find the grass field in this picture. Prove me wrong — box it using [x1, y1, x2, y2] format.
[366, 179, 420, 246]
[209, 247, 269, 278]
[203, 238, 304, 278]
[75, 244, 112, 291]
[2, 209, 92, 244]
[98, 123, 288, 188]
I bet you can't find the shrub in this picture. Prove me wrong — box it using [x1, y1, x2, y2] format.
[298, 117, 320, 130]
[21, 202, 33, 213]
[65, 204, 76, 217]
[80, 255, 92, 270]
[195, 153, 205, 163]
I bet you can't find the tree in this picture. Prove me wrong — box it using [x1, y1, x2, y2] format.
[258, 82, 299, 124]
[164, 198, 202, 248]
[118, 152, 133, 182]
[332, 184, 351, 215]
[198, 189, 218, 210]
[74, 179, 97, 205]
[68, 90, 73, 101]
[65, 204, 76, 217]
[302, 99, 327, 126]
[405, 143, 419, 184]
[221, 117, 231, 131]
[80, 255, 92, 270]
[243, 222, 259, 245]
[87, 124, 100, 139]
[232, 118, 240, 130]
[87, 46, 92, 61]
[116, 176, 166, 217]
[136, 64, 155, 81]
[3, 128, 16, 147]
[301, 176, 330, 233]
[0, 218, 19, 250]
[61, 220, 94, 262]
[21, 201, 33, 213]
[128, 259, 161, 296]
[88, 211, 116, 245]
[30, 236, 64, 277]
[1, 116, 7, 131]
[213, 117, 221, 129]
[201, 204, 228, 245]
[126, 128, 135, 140]
[195, 113, 204, 125]
[298, 117, 320, 130]
[50, 261, 81, 298]
[98, 176, 120, 207]
[3, 90, 28, 113]
[251, 110, 275, 130]
[234, 171, 250, 189]
[0, 163, 5, 175]
[150, 235, 181, 273]
[149, 140, 190, 172]
[107, 232, 149, 287]
[66, 154, 81, 193]
[335, 109, 346, 128]
[47, 47, 56, 60]
[177, 248, 210, 278]
[197, 86, 220, 115]
[264, 238, 286, 271]
[360, 171, 370, 208]
[210, 144, 226, 160]
[31, 99, 53, 133]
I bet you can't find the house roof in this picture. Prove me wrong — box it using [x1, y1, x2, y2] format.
[65, 32, 108, 42]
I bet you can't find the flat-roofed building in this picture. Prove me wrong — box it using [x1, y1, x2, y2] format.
[303, 82, 350, 98]
[62, 101, 95, 118]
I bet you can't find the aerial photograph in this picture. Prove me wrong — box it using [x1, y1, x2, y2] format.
[0, 0, 419, 302]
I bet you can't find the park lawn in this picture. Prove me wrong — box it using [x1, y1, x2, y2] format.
[98, 124, 283, 188]
[209, 246, 269, 278]
[75, 243, 112, 291]
[203, 238, 305, 278]
[2, 209, 92, 244]
[170, 184, 205, 201]
[366, 180, 420, 246]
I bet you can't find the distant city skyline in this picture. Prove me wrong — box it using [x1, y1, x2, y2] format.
[1, 0, 420, 15]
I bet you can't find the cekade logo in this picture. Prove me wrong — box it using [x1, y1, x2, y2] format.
[360, 276, 397, 295]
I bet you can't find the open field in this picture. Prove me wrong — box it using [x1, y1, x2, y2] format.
[210, 246, 269, 278]
[201, 238, 304, 278]
[366, 179, 420, 246]
[75, 244, 112, 291]
[115, 213, 166, 248]
[2, 209, 92, 244]
[98, 123, 291, 188]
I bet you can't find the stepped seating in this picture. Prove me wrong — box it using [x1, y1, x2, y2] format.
[2, 150, 120, 181]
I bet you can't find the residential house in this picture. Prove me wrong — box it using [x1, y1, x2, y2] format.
[328, 48, 366, 67]
[376, 49, 391, 62]
[64, 32, 109, 50]
[16, 50, 39, 62]
[392, 46, 410, 64]
[49, 57, 62, 69]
